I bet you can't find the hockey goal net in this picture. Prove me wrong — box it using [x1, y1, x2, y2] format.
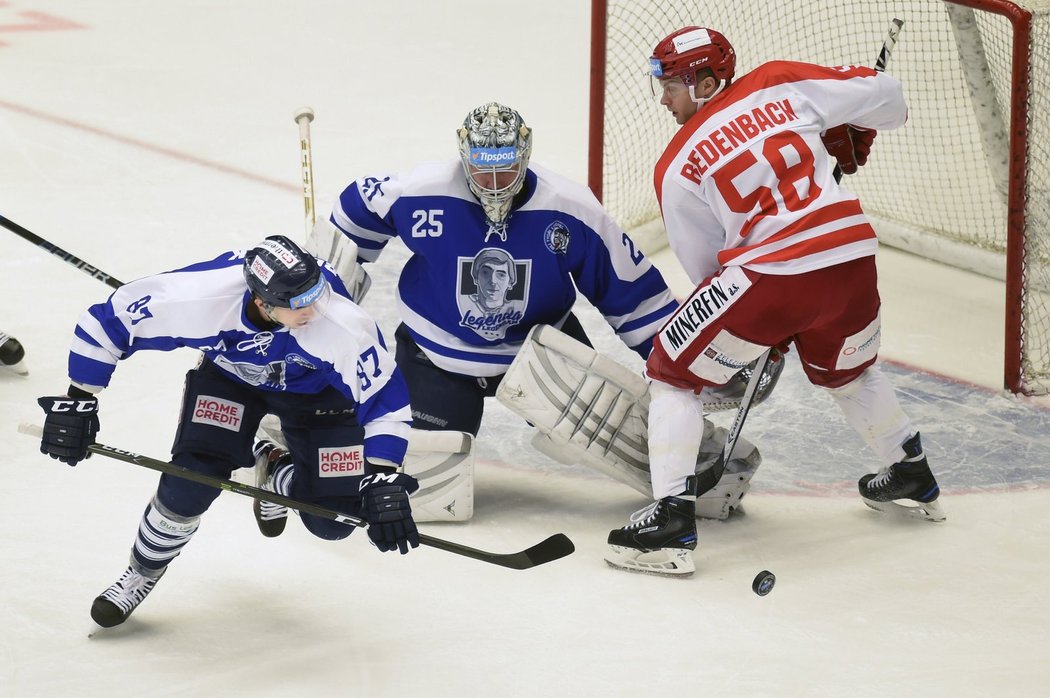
[588, 0, 1050, 395]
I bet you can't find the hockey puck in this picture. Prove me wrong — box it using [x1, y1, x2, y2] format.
[752, 570, 775, 596]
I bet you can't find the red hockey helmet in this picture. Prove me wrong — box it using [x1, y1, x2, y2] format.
[650, 27, 736, 86]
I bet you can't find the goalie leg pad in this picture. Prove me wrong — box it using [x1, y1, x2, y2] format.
[498, 325, 653, 495]
[694, 428, 762, 519]
[401, 429, 474, 522]
[500, 325, 762, 518]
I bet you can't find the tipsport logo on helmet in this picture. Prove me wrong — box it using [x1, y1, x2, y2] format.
[470, 147, 518, 167]
[289, 277, 327, 309]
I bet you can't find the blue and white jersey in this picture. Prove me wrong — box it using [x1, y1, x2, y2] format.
[68, 249, 411, 463]
[330, 159, 679, 377]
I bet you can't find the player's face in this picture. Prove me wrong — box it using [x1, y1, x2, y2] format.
[658, 77, 699, 125]
[265, 303, 318, 329]
[467, 163, 521, 194]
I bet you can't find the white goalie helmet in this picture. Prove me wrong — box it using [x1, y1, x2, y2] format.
[457, 102, 533, 232]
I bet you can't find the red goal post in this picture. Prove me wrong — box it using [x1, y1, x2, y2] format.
[588, 0, 1050, 395]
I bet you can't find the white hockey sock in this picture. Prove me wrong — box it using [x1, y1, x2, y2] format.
[271, 459, 294, 498]
[825, 365, 914, 465]
[648, 381, 705, 499]
[132, 497, 200, 574]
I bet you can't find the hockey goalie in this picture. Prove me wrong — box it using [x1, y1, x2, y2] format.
[495, 324, 776, 520]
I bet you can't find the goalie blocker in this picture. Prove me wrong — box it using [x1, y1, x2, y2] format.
[496, 325, 762, 519]
[305, 217, 372, 303]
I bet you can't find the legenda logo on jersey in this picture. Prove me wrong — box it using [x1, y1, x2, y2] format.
[457, 249, 530, 341]
[191, 395, 244, 431]
[544, 221, 570, 255]
[318, 445, 364, 477]
[680, 99, 799, 184]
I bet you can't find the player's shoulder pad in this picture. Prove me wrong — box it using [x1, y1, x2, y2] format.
[401, 159, 474, 200]
[525, 162, 605, 221]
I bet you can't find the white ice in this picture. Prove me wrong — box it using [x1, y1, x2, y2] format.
[1, 2, 1049, 697]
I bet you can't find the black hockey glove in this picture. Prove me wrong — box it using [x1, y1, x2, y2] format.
[37, 392, 99, 466]
[359, 470, 420, 554]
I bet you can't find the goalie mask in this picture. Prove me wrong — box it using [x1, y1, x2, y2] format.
[457, 102, 532, 237]
[650, 27, 736, 106]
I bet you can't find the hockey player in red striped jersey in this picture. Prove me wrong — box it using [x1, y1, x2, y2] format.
[606, 26, 945, 577]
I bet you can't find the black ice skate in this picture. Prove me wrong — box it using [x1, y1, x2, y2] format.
[91, 562, 165, 628]
[253, 440, 290, 537]
[858, 432, 945, 522]
[0, 331, 27, 375]
[605, 496, 698, 577]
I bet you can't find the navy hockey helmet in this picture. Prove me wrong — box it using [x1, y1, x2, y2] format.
[243, 235, 326, 309]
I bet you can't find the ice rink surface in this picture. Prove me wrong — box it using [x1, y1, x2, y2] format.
[2, 2, 1049, 696]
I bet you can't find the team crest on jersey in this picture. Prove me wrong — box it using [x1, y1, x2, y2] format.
[543, 221, 570, 255]
[456, 248, 530, 341]
[286, 353, 317, 370]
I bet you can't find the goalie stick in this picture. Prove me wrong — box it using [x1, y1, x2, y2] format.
[700, 19, 905, 494]
[0, 213, 124, 288]
[18, 423, 574, 571]
[294, 106, 317, 239]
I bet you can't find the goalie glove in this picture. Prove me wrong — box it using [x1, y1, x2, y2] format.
[821, 125, 877, 175]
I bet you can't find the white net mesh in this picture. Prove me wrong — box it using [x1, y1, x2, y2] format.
[595, 0, 1050, 394]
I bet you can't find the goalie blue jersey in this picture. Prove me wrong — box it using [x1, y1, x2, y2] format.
[66, 249, 411, 461]
[330, 159, 679, 377]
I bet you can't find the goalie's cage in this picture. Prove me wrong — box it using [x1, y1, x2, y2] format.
[588, 0, 1050, 395]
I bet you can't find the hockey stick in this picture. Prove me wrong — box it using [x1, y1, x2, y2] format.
[832, 18, 904, 183]
[694, 348, 772, 494]
[294, 107, 316, 238]
[18, 423, 574, 570]
[0, 213, 124, 288]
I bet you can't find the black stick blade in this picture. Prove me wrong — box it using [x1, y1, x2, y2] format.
[419, 532, 575, 570]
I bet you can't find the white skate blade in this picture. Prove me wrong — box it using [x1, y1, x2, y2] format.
[862, 497, 946, 523]
[3, 359, 28, 376]
[604, 545, 695, 577]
